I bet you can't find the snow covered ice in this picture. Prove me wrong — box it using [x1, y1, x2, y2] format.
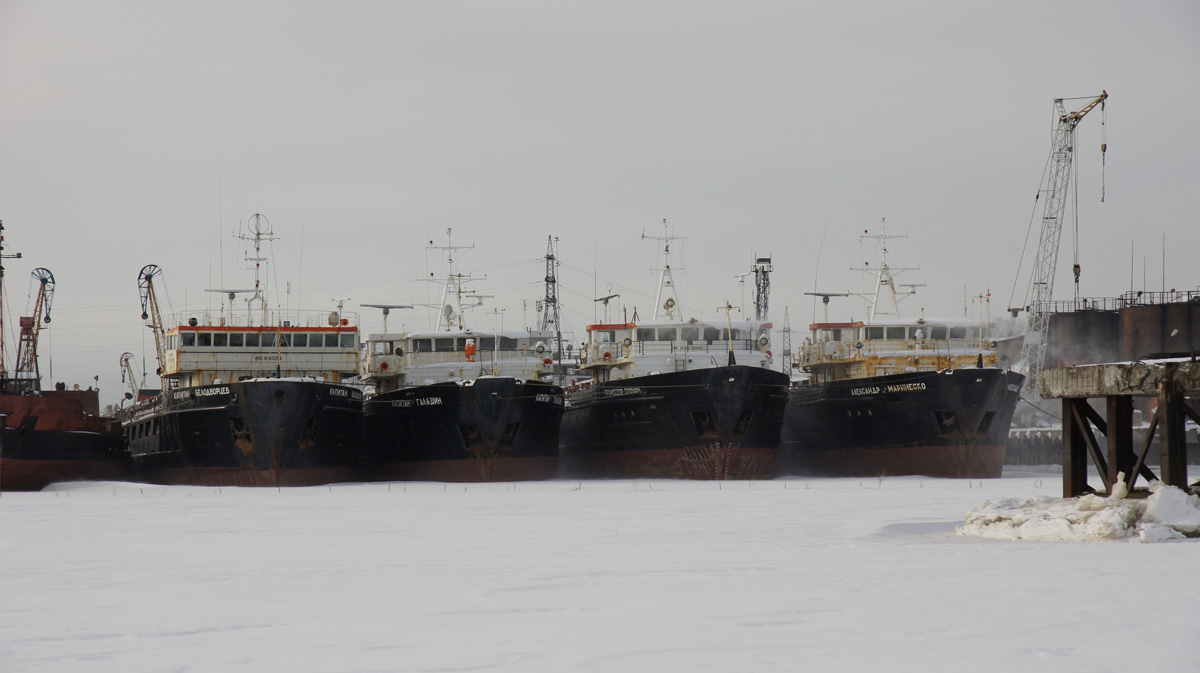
[2, 471, 1198, 673]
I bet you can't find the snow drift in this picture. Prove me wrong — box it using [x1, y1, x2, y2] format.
[957, 475, 1200, 542]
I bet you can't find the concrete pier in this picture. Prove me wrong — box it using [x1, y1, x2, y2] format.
[1038, 358, 1200, 497]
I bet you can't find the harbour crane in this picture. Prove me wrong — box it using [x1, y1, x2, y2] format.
[1017, 91, 1107, 399]
[13, 267, 54, 392]
[119, 351, 141, 400]
[138, 264, 168, 386]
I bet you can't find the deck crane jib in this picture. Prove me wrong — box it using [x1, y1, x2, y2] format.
[13, 267, 54, 392]
[138, 264, 168, 385]
[1016, 91, 1108, 399]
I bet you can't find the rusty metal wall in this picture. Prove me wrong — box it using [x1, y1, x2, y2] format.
[1119, 301, 1200, 360]
[1045, 310, 1120, 369]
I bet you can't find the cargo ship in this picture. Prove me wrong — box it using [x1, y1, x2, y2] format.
[0, 222, 127, 491]
[779, 221, 1023, 479]
[122, 214, 363, 487]
[359, 230, 565, 482]
[558, 225, 789, 480]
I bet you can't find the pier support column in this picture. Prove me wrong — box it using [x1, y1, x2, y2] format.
[1106, 395, 1134, 489]
[1062, 398, 1090, 498]
[1159, 382, 1188, 489]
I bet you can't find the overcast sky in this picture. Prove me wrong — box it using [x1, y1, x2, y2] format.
[2, 1, 1198, 408]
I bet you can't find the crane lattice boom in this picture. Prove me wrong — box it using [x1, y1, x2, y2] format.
[1020, 91, 1107, 398]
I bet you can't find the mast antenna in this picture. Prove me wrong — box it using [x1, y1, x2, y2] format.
[642, 218, 687, 321]
[0, 220, 22, 387]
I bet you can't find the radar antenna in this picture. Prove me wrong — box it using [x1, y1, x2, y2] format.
[362, 304, 414, 332]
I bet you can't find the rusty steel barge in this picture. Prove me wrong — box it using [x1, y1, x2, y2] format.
[0, 223, 127, 491]
[123, 215, 363, 487]
[359, 230, 565, 482]
[558, 227, 789, 480]
[780, 221, 1023, 479]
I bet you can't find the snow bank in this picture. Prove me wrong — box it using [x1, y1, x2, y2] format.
[957, 475, 1200, 543]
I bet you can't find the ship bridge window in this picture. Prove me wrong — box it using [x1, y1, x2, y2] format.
[340, 333, 355, 348]
[293, 333, 308, 348]
[198, 333, 212, 347]
[595, 330, 616, 343]
[373, 341, 392, 355]
[929, 326, 947, 340]
[949, 326, 967, 339]
[280, 333, 292, 347]
[435, 338, 454, 351]
[886, 327, 906, 340]
[681, 326, 699, 343]
[703, 327, 721, 343]
[866, 327, 885, 340]
[636, 328, 654, 342]
[478, 337, 495, 350]
[413, 338, 432, 353]
[312, 334, 327, 348]
[214, 333, 228, 347]
[499, 337, 518, 350]
[229, 333, 243, 347]
[261, 333, 275, 347]
[969, 328, 980, 342]
[820, 328, 842, 341]
[658, 328, 677, 341]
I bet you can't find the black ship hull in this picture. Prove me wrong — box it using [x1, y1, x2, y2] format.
[779, 368, 1024, 479]
[362, 377, 564, 482]
[559, 365, 790, 480]
[125, 379, 363, 487]
[0, 392, 128, 491]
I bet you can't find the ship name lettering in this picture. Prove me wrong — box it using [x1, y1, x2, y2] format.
[884, 382, 926, 393]
[391, 400, 413, 408]
[330, 388, 348, 397]
[416, 397, 442, 406]
[1007, 384, 1020, 393]
[173, 391, 191, 401]
[253, 355, 280, 362]
[850, 386, 880, 396]
[196, 386, 230, 397]
[604, 387, 643, 397]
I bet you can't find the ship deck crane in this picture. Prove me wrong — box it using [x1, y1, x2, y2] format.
[13, 267, 54, 393]
[1017, 91, 1107, 400]
[138, 264, 169, 387]
[119, 351, 141, 400]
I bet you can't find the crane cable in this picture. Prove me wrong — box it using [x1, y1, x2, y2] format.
[1100, 97, 1107, 202]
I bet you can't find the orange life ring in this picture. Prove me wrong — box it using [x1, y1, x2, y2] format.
[543, 358, 552, 366]
[603, 351, 612, 361]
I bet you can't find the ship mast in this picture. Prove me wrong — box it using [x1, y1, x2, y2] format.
[643, 218, 686, 321]
[853, 218, 921, 322]
[0, 220, 22, 390]
[539, 235, 565, 379]
[428, 228, 477, 331]
[235, 213, 277, 326]
[753, 255, 772, 323]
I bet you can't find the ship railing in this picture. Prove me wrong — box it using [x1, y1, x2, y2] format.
[1033, 291, 1200, 315]
[169, 308, 361, 330]
[625, 339, 763, 357]
[801, 337, 993, 363]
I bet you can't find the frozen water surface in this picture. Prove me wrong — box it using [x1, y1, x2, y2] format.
[2, 471, 1197, 672]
